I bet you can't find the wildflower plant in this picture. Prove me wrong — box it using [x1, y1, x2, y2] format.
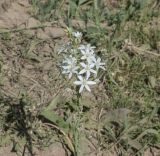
[58, 28, 105, 93]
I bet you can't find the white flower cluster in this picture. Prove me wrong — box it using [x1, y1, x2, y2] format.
[59, 30, 105, 93]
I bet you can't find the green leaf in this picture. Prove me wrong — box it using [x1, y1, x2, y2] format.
[40, 96, 69, 131]
[69, 0, 77, 18]
[41, 110, 69, 130]
[44, 96, 61, 111]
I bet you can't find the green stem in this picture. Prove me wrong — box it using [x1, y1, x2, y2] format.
[73, 90, 82, 156]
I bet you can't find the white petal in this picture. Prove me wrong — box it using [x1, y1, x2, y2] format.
[81, 56, 86, 60]
[85, 85, 91, 92]
[80, 62, 86, 68]
[92, 57, 96, 62]
[80, 50, 85, 54]
[78, 75, 83, 81]
[100, 66, 105, 70]
[90, 69, 97, 74]
[87, 81, 96, 85]
[100, 63, 105, 66]
[74, 81, 82, 85]
[74, 66, 79, 70]
[89, 63, 95, 68]
[68, 73, 72, 79]
[86, 71, 91, 79]
[79, 85, 84, 93]
[62, 66, 69, 69]
[87, 57, 94, 63]
[97, 57, 101, 62]
[87, 59, 93, 64]
[79, 69, 86, 74]
[79, 45, 85, 50]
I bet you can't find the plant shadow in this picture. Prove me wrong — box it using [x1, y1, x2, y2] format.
[1, 96, 35, 156]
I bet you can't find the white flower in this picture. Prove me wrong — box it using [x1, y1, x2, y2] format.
[79, 44, 96, 62]
[62, 66, 79, 79]
[79, 44, 95, 53]
[62, 55, 76, 64]
[79, 62, 97, 79]
[74, 76, 96, 93]
[93, 57, 105, 70]
[72, 31, 82, 38]
[62, 56, 79, 79]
